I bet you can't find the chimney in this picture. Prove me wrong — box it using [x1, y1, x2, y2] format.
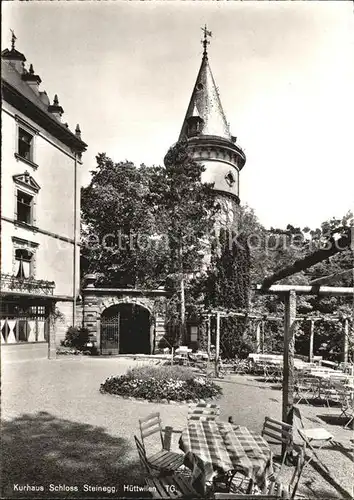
[22, 64, 42, 94]
[48, 94, 64, 121]
[75, 124, 81, 139]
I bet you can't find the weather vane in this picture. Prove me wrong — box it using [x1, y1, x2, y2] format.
[10, 29, 17, 50]
[201, 25, 212, 57]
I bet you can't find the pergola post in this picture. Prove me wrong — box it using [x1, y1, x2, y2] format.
[343, 317, 349, 363]
[47, 302, 57, 360]
[207, 314, 211, 360]
[309, 319, 315, 363]
[261, 319, 265, 354]
[282, 290, 297, 444]
[255, 320, 261, 354]
[215, 311, 221, 377]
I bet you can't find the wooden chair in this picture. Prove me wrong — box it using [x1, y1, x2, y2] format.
[134, 436, 199, 498]
[188, 403, 220, 422]
[261, 417, 293, 480]
[294, 375, 317, 405]
[212, 465, 254, 495]
[267, 444, 306, 499]
[339, 391, 354, 428]
[292, 406, 335, 472]
[139, 413, 185, 473]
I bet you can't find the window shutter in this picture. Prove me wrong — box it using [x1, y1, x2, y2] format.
[32, 198, 36, 226]
[14, 190, 18, 220]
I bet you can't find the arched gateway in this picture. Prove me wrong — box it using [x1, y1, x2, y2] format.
[100, 303, 151, 355]
[82, 276, 169, 355]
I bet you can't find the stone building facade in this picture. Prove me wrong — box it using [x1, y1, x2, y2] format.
[82, 275, 169, 355]
[1, 37, 87, 356]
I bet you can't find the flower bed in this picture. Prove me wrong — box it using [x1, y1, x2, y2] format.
[100, 365, 222, 403]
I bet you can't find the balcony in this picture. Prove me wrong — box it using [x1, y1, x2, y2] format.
[1, 274, 55, 296]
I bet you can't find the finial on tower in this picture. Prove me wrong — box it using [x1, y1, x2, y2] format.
[10, 29, 17, 51]
[201, 25, 212, 58]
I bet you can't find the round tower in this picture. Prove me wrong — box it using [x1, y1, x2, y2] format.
[167, 27, 246, 228]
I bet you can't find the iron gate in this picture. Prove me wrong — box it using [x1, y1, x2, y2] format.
[100, 313, 120, 355]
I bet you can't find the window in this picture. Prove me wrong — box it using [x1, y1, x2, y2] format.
[17, 190, 33, 224]
[225, 171, 236, 187]
[15, 249, 33, 279]
[18, 128, 34, 161]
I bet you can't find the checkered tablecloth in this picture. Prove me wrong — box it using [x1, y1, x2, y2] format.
[179, 421, 273, 489]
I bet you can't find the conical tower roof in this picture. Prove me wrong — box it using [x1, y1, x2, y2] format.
[179, 51, 231, 141]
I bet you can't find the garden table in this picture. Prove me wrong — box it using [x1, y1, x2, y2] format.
[179, 420, 273, 494]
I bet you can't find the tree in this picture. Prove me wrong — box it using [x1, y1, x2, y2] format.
[158, 141, 217, 344]
[81, 154, 170, 288]
[81, 145, 217, 346]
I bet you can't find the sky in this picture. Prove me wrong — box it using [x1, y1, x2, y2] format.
[2, 1, 354, 230]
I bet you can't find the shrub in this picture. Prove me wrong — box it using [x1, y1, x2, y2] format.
[100, 365, 222, 402]
[62, 326, 90, 350]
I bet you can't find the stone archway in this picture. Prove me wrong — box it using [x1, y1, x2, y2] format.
[100, 302, 151, 355]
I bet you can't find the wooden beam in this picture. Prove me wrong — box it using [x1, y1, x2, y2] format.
[255, 320, 261, 354]
[257, 284, 354, 296]
[343, 318, 349, 363]
[309, 319, 315, 363]
[309, 268, 353, 285]
[261, 230, 351, 289]
[207, 315, 211, 360]
[282, 289, 297, 455]
[215, 312, 221, 378]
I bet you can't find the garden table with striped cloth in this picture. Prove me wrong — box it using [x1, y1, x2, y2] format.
[179, 421, 273, 493]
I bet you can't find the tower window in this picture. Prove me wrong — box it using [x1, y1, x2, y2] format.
[196, 83, 204, 91]
[18, 128, 34, 161]
[17, 190, 33, 224]
[15, 249, 33, 279]
[225, 172, 235, 187]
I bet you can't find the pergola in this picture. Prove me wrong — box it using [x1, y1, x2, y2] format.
[258, 227, 353, 428]
[206, 227, 353, 434]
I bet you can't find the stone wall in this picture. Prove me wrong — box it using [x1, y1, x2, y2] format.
[81, 283, 169, 354]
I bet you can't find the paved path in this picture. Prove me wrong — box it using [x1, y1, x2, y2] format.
[2, 357, 353, 499]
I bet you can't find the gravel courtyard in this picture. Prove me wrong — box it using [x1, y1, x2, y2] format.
[1, 355, 353, 499]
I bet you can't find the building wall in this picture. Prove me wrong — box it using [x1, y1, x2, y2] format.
[1, 102, 82, 336]
[1, 103, 81, 298]
[199, 159, 239, 199]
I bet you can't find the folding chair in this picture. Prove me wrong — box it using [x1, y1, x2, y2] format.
[294, 375, 317, 405]
[139, 412, 185, 473]
[264, 364, 277, 383]
[188, 403, 220, 422]
[261, 417, 293, 480]
[134, 436, 199, 498]
[212, 465, 254, 495]
[292, 406, 335, 472]
[268, 443, 306, 499]
[339, 391, 354, 428]
[320, 379, 341, 407]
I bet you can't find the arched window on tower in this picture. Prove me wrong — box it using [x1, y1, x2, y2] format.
[186, 115, 204, 138]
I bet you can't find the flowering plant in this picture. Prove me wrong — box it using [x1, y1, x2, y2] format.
[100, 365, 222, 402]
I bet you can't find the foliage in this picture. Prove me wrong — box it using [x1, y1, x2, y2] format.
[100, 365, 222, 402]
[56, 346, 84, 356]
[61, 326, 90, 350]
[206, 228, 250, 310]
[81, 155, 170, 288]
[250, 211, 353, 358]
